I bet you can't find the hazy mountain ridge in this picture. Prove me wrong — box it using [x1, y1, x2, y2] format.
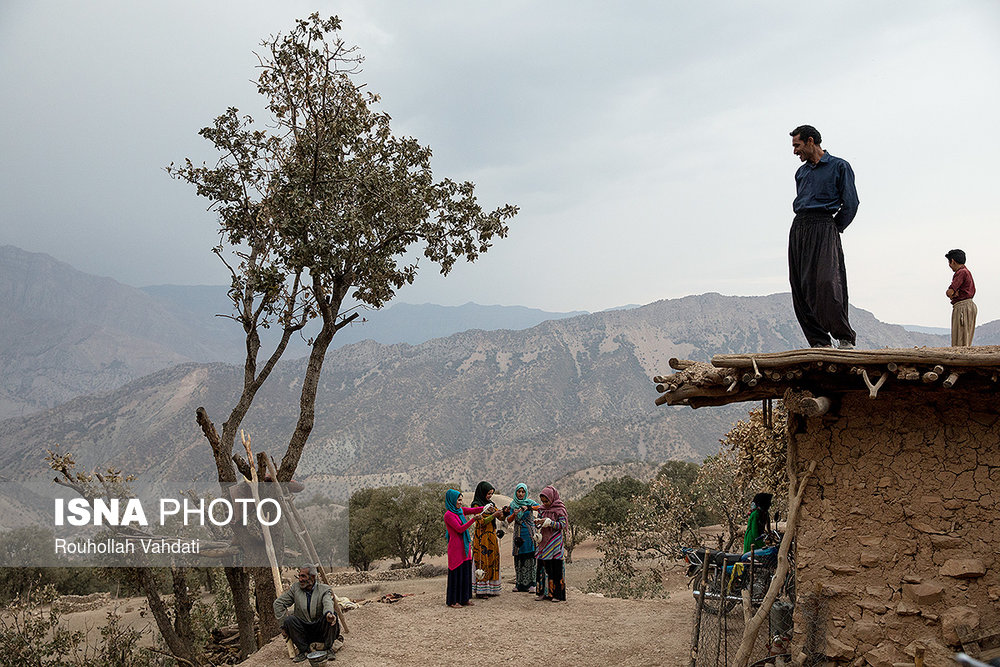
[0, 245, 232, 418]
[144, 285, 587, 351]
[974, 318, 1000, 343]
[0, 245, 588, 419]
[0, 291, 954, 499]
[2, 245, 986, 500]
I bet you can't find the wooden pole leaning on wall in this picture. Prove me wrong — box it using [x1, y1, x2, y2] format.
[689, 548, 711, 667]
[733, 408, 818, 667]
[240, 431, 297, 659]
[263, 455, 349, 635]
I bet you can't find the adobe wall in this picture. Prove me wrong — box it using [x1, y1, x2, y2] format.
[789, 387, 1000, 667]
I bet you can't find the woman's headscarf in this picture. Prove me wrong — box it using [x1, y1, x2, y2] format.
[538, 485, 568, 522]
[508, 482, 538, 512]
[752, 493, 773, 513]
[751, 493, 772, 530]
[471, 481, 494, 508]
[445, 489, 471, 553]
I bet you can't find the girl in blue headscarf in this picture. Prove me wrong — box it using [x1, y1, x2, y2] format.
[504, 482, 540, 592]
[444, 488, 486, 607]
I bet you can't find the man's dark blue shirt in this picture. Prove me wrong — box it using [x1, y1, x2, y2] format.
[792, 151, 859, 232]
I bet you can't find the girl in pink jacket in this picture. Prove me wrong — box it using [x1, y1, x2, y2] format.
[444, 488, 486, 607]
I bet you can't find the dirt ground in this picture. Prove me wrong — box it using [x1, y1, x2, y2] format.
[242, 541, 694, 667]
[52, 541, 695, 667]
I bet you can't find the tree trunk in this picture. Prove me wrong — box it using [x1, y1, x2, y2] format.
[197, 407, 258, 657]
[136, 568, 200, 665]
[224, 566, 258, 658]
[252, 566, 280, 641]
[197, 275, 351, 656]
[277, 320, 333, 479]
[170, 568, 198, 651]
[277, 278, 350, 480]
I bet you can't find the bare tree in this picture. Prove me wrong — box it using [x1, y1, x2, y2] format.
[46, 451, 203, 665]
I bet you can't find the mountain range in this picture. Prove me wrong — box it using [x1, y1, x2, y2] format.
[0, 245, 582, 419]
[4, 244, 985, 503]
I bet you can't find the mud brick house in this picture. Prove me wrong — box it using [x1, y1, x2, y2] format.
[654, 346, 1000, 667]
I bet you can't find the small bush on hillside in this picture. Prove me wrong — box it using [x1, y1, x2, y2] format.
[0, 585, 84, 664]
[349, 482, 452, 570]
[0, 527, 110, 605]
[417, 564, 448, 578]
[0, 585, 158, 667]
[96, 608, 155, 667]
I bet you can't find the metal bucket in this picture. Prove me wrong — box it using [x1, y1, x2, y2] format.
[769, 600, 794, 637]
[306, 650, 327, 665]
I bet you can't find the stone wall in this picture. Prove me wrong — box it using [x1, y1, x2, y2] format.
[322, 563, 447, 587]
[790, 387, 1000, 667]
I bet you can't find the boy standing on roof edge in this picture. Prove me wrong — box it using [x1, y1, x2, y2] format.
[945, 248, 977, 347]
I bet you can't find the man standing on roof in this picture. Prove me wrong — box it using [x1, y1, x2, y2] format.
[788, 125, 859, 349]
[945, 248, 977, 346]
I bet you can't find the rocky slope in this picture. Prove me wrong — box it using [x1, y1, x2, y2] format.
[0, 292, 949, 500]
[0, 246, 586, 419]
[0, 246, 236, 418]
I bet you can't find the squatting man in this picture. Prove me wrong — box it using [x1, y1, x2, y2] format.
[273, 565, 341, 662]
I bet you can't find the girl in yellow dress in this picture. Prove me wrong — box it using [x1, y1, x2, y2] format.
[470, 481, 502, 597]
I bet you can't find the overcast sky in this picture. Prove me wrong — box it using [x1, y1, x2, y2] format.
[2, 1, 998, 328]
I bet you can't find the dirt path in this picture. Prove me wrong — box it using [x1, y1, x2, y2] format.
[243, 545, 694, 667]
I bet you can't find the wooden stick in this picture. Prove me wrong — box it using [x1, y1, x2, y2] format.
[264, 455, 349, 635]
[142, 647, 197, 667]
[733, 457, 817, 667]
[798, 396, 831, 417]
[861, 370, 887, 398]
[656, 384, 779, 407]
[241, 431, 296, 659]
[688, 548, 711, 667]
[669, 358, 696, 371]
[714, 348, 1000, 370]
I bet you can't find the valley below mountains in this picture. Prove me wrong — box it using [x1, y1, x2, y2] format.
[2, 245, 989, 504]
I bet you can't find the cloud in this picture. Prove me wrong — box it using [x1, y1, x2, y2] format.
[1, 0, 998, 328]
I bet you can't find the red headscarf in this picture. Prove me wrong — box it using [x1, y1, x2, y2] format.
[538, 485, 568, 522]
